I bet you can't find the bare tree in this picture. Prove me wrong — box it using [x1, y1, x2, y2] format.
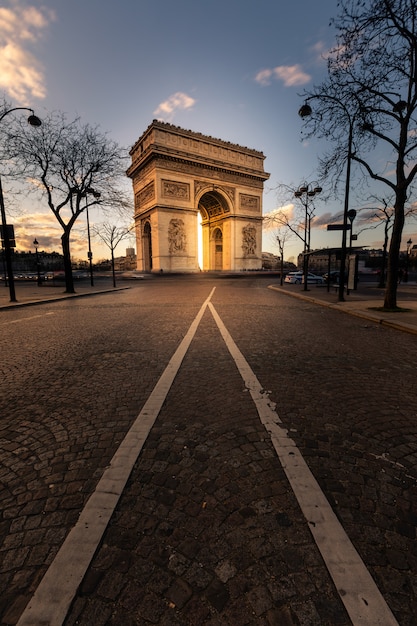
[5, 111, 131, 293]
[299, 0, 417, 309]
[356, 197, 417, 286]
[264, 207, 305, 250]
[93, 222, 134, 287]
[264, 182, 312, 248]
[273, 219, 294, 285]
[354, 201, 394, 287]
[265, 181, 323, 283]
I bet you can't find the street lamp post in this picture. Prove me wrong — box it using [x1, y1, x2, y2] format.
[405, 238, 412, 282]
[0, 107, 41, 301]
[84, 187, 101, 287]
[294, 183, 322, 290]
[33, 238, 42, 286]
[348, 209, 357, 250]
[0, 176, 15, 300]
[346, 209, 357, 294]
[299, 99, 354, 302]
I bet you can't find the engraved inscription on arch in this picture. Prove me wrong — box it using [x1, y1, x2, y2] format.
[239, 193, 260, 213]
[162, 179, 190, 200]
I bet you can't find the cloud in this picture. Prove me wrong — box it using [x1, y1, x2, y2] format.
[12, 212, 61, 252]
[0, 2, 55, 102]
[14, 211, 89, 255]
[313, 211, 344, 227]
[263, 204, 295, 231]
[255, 65, 311, 87]
[310, 40, 332, 64]
[12, 211, 117, 259]
[153, 92, 196, 121]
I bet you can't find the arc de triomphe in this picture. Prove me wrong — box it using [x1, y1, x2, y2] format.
[127, 120, 269, 272]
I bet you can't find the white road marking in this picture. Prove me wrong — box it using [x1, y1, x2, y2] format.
[17, 290, 398, 626]
[208, 302, 399, 626]
[1, 312, 55, 325]
[17, 289, 216, 626]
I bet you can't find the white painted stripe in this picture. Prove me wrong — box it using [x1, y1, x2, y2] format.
[17, 288, 216, 626]
[2, 312, 55, 325]
[208, 302, 399, 626]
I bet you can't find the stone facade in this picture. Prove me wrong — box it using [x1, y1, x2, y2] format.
[126, 120, 269, 272]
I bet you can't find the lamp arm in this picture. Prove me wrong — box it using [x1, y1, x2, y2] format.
[0, 107, 34, 124]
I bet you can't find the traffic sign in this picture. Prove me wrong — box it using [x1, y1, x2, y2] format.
[327, 224, 351, 231]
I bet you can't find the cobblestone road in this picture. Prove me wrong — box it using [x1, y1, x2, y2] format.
[0, 276, 416, 625]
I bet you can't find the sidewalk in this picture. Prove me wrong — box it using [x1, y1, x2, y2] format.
[0, 278, 128, 309]
[268, 280, 417, 335]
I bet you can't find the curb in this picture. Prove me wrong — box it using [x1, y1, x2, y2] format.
[268, 285, 417, 336]
[0, 287, 130, 310]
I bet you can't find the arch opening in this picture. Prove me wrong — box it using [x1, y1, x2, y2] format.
[198, 191, 229, 222]
[197, 191, 228, 271]
[143, 221, 152, 271]
[213, 227, 223, 270]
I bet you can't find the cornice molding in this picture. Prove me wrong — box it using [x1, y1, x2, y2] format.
[130, 119, 266, 159]
[128, 151, 268, 185]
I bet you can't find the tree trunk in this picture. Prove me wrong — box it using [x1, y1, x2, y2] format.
[61, 230, 75, 294]
[111, 247, 116, 288]
[384, 196, 405, 309]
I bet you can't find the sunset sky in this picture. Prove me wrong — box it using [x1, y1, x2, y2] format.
[0, 0, 415, 264]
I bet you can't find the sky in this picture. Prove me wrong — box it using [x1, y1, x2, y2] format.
[1, 0, 416, 264]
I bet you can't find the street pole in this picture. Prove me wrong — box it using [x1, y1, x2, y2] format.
[33, 238, 42, 286]
[86, 198, 94, 287]
[0, 175, 16, 302]
[405, 238, 412, 282]
[0, 106, 42, 302]
[302, 195, 309, 291]
[298, 97, 355, 303]
[338, 122, 353, 303]
[294, 184, 321, 291]
[84, 187, 100, 287]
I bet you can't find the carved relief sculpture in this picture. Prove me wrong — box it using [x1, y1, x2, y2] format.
[162, 180, 190, 200]
[242, 224, 257, 256]
[168, 218, 187, 254]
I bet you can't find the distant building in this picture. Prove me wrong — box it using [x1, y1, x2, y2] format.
[5, 250, 64, 273]
[297, 247, 373, 273]
[113, 248, 137, 271]
[262, 252, 279, 270]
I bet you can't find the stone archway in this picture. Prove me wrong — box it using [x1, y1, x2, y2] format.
[143, 221, 152, 271]
[127, 120, 269, 273]
[197, 190, 229, 271]
[213, 228, 223, 270]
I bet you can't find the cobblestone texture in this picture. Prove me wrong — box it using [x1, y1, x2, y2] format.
[1, 276, 416, 624]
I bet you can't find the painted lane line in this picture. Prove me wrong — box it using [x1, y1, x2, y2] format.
[17, 288, 216, 626]
[1, 312, 55, 325]
[208, 302, 399, 626]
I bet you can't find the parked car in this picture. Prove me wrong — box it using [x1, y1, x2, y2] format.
[284, 271, 325, 284]
[302, 272, 325, 284]
[323, 270, 341, 284]
[284, 271, 303, 284]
